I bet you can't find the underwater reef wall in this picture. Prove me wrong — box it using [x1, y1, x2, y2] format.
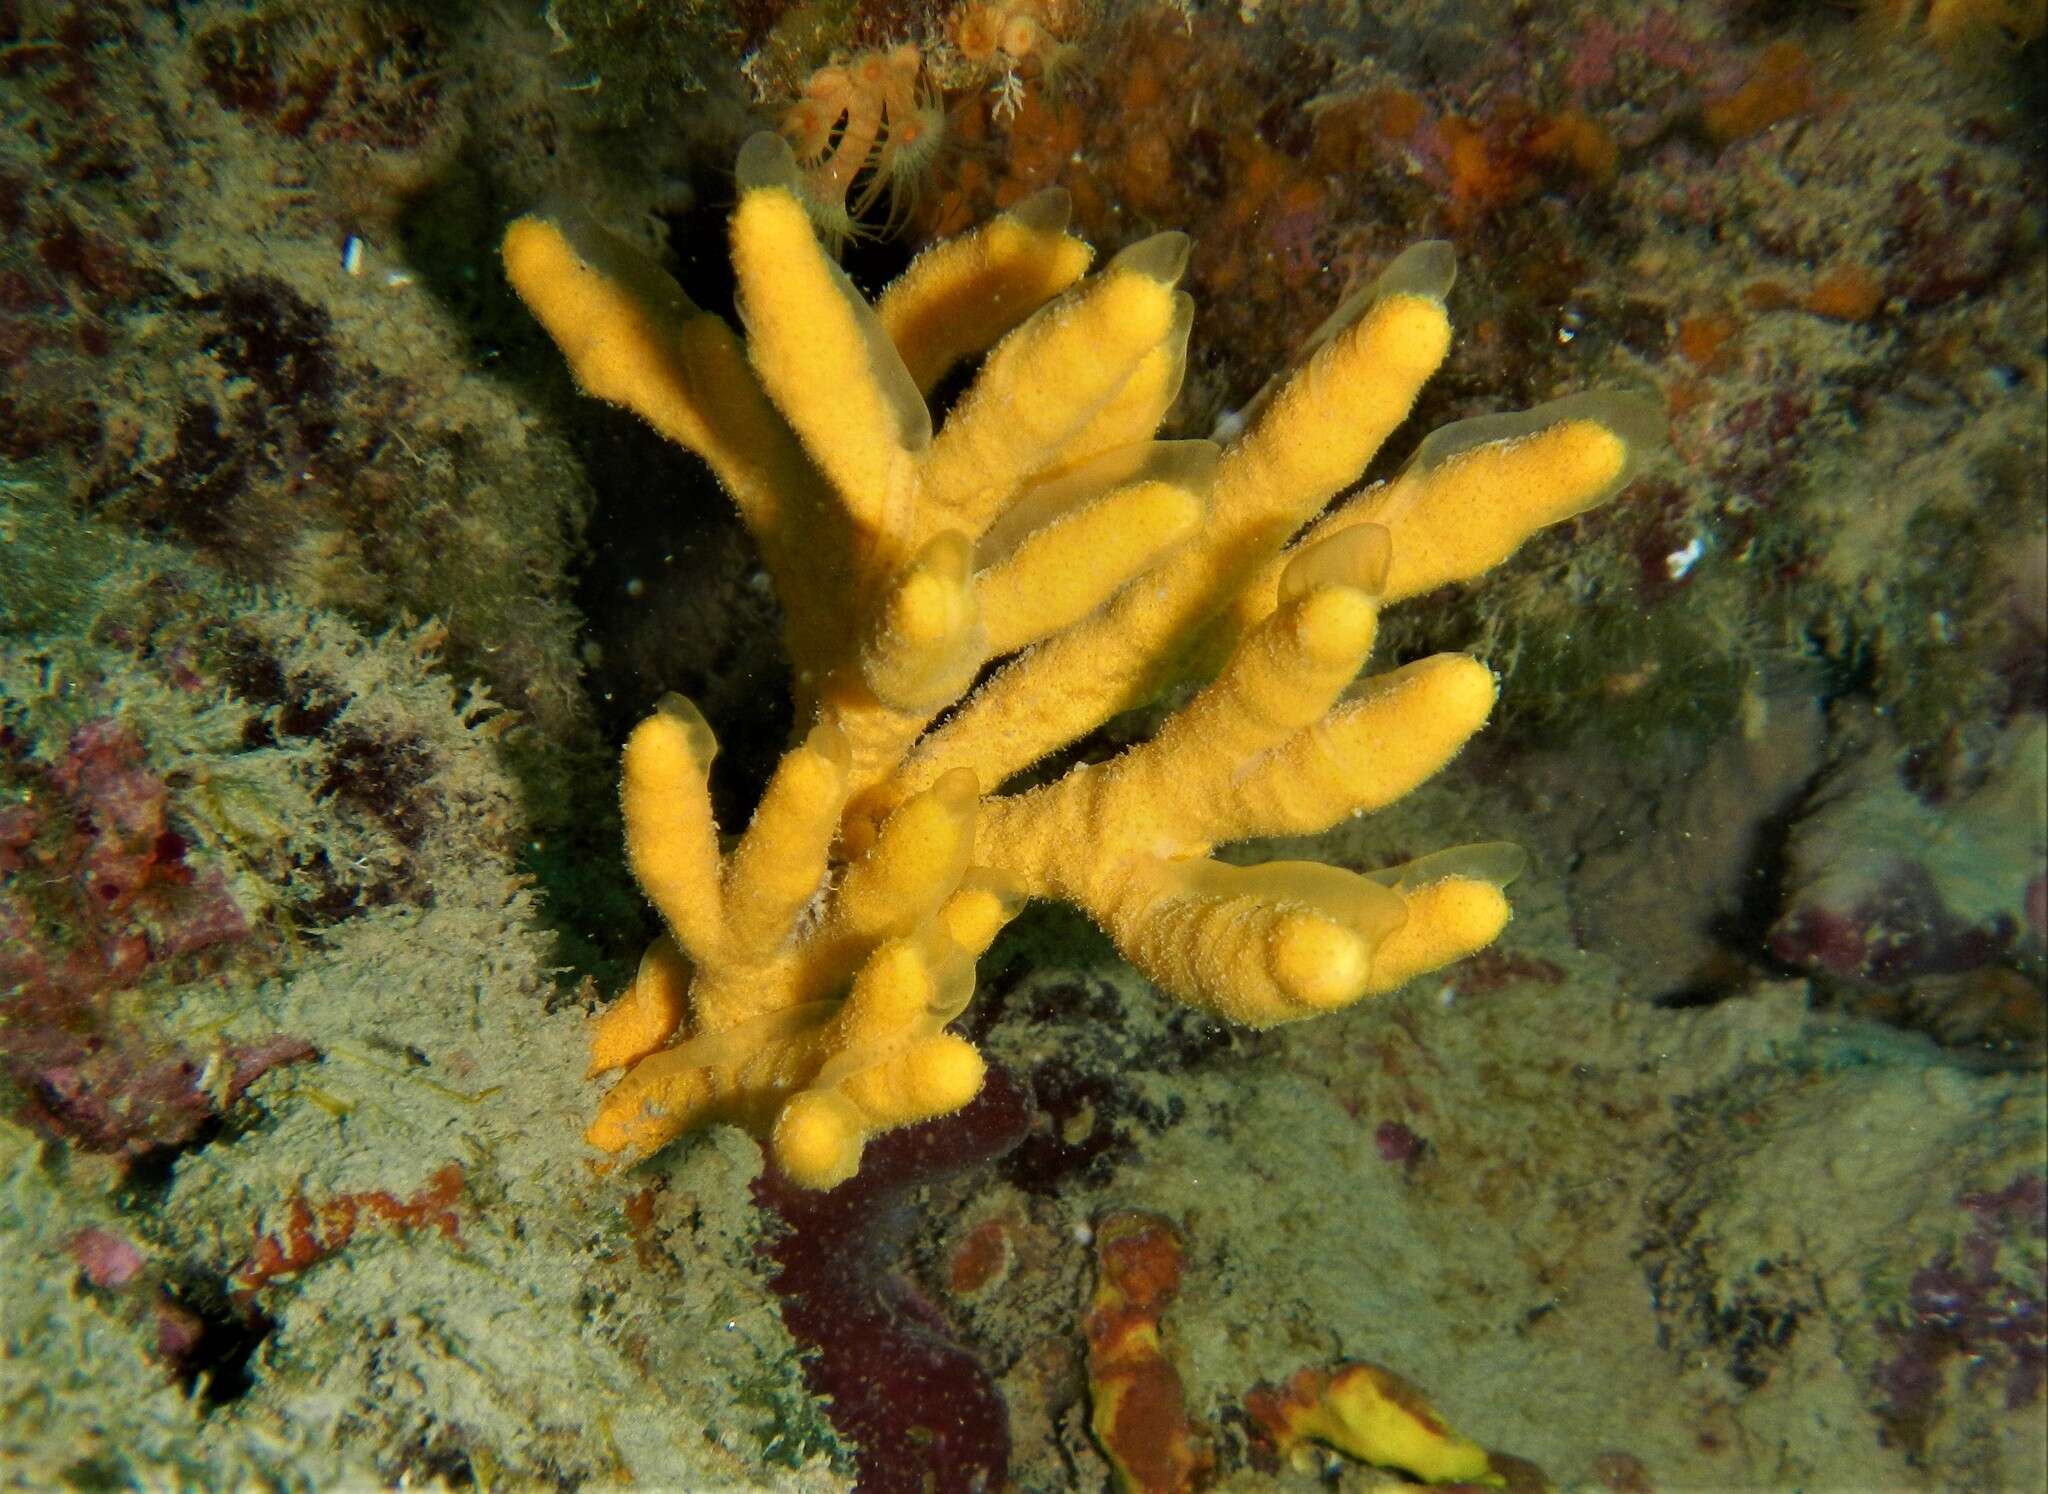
[1, 1, 2041, 1489]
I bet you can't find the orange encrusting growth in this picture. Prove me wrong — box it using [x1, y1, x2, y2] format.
[929, 8, 1619, 257]
[1869, 0, 2047, 47]
[231, 1166, 465, 1302]
[1804, 265, 1886, 321]
[1703, 40, 1819, 144]
[1676, 309, 1741, 372]
[1084, 1212, 1214, 1494]
[1745, 266, 1887, 322]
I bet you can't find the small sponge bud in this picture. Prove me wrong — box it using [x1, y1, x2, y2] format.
[1366, 877, 1512, 995]
[836, 766, 980, 940]
[1288, 585, 1380, 668]
[1290, 240, 1457, 368]
[633, 693, 718, 773]
[1110, 230, 1192, 285]
[620, 694, 725, 957]
[774, 1089, 867, 1190]
[1366, 840, 1527, 893]
[736, 130, 803, 194]
[587, 936, 692, 1078]
[1280, 522, 1391, 603]
[1005, 185, 1073, 234]
[1110, 857, 1408, 1025]
[941, 869, 1027, 956]
[901, 1033, 985, 1114]
[1366, 389, 1667, 602]
[833, 1033, 987, 1134]
[862, 530, 986, 709]
[1269, 911, 1370, 1010]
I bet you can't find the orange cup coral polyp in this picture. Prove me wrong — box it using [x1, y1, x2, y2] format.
[780, 43, 947, 243]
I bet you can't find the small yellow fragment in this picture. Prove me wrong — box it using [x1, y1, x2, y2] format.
[1246, 1360, 1505, 1485]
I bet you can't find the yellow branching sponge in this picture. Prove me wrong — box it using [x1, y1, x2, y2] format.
[504, 133, 1662, 1189]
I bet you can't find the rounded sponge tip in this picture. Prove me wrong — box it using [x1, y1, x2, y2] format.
[773, 1090, 867, 1190]
[1367, 877, 1512, 994]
